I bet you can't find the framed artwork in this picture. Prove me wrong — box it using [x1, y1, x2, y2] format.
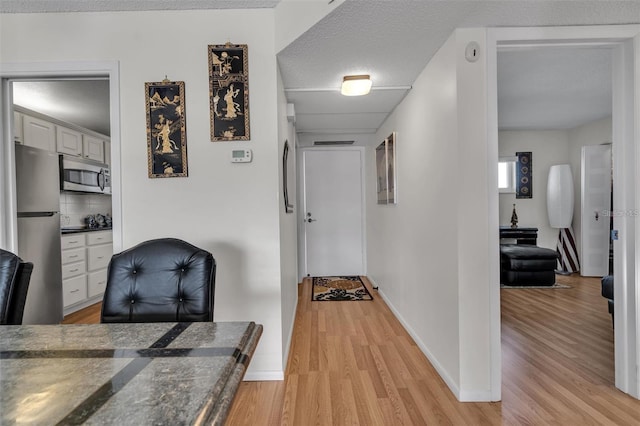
[516, 151, 532, 198]
[376, 132, 397, 205]
[145, 80, 188, 178]
[208, 43, 250, 141]
[282, 140, 294, 213]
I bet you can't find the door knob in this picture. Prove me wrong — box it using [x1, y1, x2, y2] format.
[595, 211, 599, 221]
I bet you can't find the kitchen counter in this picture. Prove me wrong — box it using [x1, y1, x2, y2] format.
[61, 226, 112, 235]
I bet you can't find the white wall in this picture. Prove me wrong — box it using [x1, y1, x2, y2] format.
[0, 9, 288, 378]
[367, 29, 496, 401]
[568, 116, 612, 264]
[277, 66, 299, 367]
[498, 130, 570, 249]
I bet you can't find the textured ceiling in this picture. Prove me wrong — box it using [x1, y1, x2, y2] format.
[4, 1, 639, 141]
[279, 0, 640, 139]
[13, 80, 111, 136]
[0, 0, 280, 13]
[498, 47, 612, 131]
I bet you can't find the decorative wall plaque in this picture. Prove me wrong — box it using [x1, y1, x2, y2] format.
[376, 132, 397, 205]
[208, 43, 250, 141]
[145, 80, 188, 178]
[516, 151, 532, 199]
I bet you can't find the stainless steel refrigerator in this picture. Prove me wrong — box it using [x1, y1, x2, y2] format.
[15, 144, 63, 324]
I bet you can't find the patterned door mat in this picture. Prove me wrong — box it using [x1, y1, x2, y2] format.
[312, 276, 373, 301]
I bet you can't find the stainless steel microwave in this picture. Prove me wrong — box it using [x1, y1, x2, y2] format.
[60, 156, 111, 194]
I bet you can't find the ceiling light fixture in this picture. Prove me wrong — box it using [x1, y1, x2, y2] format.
[340, 75, 372, 96]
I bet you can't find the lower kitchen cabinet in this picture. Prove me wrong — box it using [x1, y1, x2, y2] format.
[61, 230, 113, 315]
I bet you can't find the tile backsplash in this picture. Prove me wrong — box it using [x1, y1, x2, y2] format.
[59, 193, 112, 228]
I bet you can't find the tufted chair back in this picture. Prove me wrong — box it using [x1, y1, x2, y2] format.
[0, 249, 33, 325]
[100, 238, 216, 323]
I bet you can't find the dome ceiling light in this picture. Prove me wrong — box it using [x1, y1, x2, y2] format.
[341, 75, 372, 96]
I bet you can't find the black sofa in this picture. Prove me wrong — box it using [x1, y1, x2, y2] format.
[500, 244, 559, 286]
[601, 275, 614, 326]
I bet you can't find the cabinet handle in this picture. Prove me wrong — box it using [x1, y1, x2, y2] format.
[70, 289, 80, 293]
[69, 268, 79, 273]
[97, 256, 104, 259]
[68, 241, 79, 245]
[69, 255, 78, 259]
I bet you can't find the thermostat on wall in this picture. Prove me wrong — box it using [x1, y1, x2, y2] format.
[231, 149, 252, 163]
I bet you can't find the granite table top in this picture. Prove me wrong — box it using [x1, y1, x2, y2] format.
[0, 321, 262, 425]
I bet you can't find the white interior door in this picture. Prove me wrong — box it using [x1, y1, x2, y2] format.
[580, 144, 612, 277]
[302, 148, 364, 277]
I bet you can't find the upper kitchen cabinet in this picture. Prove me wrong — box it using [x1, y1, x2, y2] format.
[57, 127, 105, 162]
[14, 111, 23, 144]
[56, 126, 83, 157]
[22, 114, 56, 152]
[82, 135, 105, 163]
[104, 141, 111, 166]
[15, 106, 109, 163]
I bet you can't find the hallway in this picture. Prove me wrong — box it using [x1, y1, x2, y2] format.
[227, 275, 639, 425]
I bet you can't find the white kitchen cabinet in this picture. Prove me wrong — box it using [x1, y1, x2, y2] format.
[82, 134, 105, 162]
[88, 269, 108, 298]
[61, 230, 113, 314]
[23, 114, 56, 152]
[56, 125, 83, 156]
[63, 275, 88, 307]
[14, 111, 23, 143]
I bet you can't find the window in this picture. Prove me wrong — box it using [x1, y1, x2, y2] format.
[498, 157, 517, 193]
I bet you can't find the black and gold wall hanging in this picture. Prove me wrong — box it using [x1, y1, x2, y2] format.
[208, 43, 250, 141]
[145, 79, 188, 178]
[516, 151, 532, 198]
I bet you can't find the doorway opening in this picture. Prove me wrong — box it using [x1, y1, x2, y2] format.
[0, 61, 121, 254]
[488, 27, 639, 400]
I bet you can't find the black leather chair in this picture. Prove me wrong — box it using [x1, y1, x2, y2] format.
[0, 249, 34, 325]
[101, 238, 216, 323]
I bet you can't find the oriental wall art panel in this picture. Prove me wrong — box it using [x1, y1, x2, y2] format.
[145, 80, 188, 178]
[208, 43, 250, 141]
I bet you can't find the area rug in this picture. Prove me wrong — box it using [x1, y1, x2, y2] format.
[501, 283, 571, 289]
[312, 276, 373, 301]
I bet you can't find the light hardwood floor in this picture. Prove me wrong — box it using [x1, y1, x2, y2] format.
[63, 275, 640, 424]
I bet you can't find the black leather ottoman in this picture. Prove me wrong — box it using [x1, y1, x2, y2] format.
[500, 244, 559, 286]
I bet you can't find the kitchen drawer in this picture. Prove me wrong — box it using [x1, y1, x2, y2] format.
[61, 234, 86, 250]
[63, 275, 87, 307]
[87, 244, 112, 271]
[61, 247, 86, 265]
[62, 260, 86, 280]
[88, 269, 108, 298]
[87, 231, 113, 246]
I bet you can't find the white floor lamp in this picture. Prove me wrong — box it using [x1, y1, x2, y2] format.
[547, 164, 580, 274]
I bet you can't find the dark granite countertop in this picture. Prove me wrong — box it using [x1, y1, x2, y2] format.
[0, 322, 262, 425]
[61, 226, 113, 235]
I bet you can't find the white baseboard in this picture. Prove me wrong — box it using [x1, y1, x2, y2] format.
[243, 371, 284, 381]
[376, 287, 462, 400]
[282, 291, 298, 373]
